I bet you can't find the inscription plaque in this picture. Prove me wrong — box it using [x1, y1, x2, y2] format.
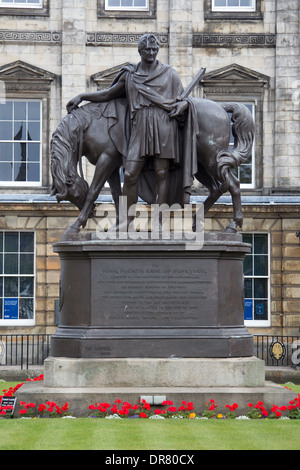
[92, 258, 218, 327]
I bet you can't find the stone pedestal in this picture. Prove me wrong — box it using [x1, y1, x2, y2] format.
[44, 356, 265, 389]
[50, 233, 253, 359]
[17, 355, 296, 417]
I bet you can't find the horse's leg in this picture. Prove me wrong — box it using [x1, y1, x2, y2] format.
[192, 167, 225, 232]
[223, 171, 243, 233]
[66, 153, 121, 234]
[107, 166, 122, 226]
[203, 186, 224, 214]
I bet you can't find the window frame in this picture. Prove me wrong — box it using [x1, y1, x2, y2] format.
[0, 99, 42, 187]
[0, 0, 42, 8]
[98, 0, 156, 19]
[105, 0, 149, 11]
[200, 64, 270, 193]
[0, 0, 49, 16]
[204, 0, 262, 21]
[0, 231, 36, 327]
[0, 61, 56, 190]
[212, 0, 256, 12]
[243, 232, 271, 328]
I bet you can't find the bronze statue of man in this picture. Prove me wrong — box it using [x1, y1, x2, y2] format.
[67, 34, 188, 228]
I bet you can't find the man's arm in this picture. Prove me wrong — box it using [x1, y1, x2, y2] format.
[66, 77, 126, 113]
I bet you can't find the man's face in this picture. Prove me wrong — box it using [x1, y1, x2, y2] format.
[140, 44, 159, 64]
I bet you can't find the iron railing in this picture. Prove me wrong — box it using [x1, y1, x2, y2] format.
[0, 334, 299, 369]
[0, 334, 51, 370]
[254, 335, 300, 367]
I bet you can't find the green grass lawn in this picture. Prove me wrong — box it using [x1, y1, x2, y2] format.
[1, 381, 300, 450]
[0, 418, 299, 450]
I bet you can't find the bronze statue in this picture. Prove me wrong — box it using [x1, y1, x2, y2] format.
[66, 34, 188, 230]
[51, 34, 255, 236]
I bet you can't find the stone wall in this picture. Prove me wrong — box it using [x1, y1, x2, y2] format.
[0, 200, 299, 336]
[1, 0, 298, 191]
[274, 1, 300, 189]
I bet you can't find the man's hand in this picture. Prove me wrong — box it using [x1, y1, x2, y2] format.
[169, 100, 188, 119]
[66, 95, 82, 113]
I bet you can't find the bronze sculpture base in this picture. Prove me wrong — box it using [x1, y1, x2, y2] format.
[50, 233, 253, 359]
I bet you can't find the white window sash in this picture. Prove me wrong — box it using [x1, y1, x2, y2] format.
[244, 232, 271, 327]
[0, 0, 42, 8]
[212, 0, 256, 12]
[0, 231, 36, 327]
[0, 99, 42, 186]
[105, 0, 149, 11]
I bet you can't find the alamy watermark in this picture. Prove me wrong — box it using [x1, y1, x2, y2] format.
[292, 340, 300, 366]
[0, 341, 5, 365]
[95, 196, 205, 250]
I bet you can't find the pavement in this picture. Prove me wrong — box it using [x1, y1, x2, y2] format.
[0, 366, 44, 382]
[265, 366, 300, 385]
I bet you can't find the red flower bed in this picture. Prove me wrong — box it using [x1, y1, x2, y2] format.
[1, 376, 300, 420]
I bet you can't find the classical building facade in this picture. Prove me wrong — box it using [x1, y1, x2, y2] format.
[0, 0, 299, 339]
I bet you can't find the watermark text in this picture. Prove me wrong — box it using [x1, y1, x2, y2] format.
[95, 197, 204, 250]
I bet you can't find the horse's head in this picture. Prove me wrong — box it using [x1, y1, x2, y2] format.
[64, 174, 89, 211]
[50, 109, 92, 211]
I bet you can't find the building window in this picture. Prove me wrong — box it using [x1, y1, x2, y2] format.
[0, 232, 35, 325]
[243, 233, 270, 326]
[0, 100, 42, 186]
[0, 0, 42, 6]
[105, 0, 148, 10]
[230, 103, 255, 188]
[0, 0, 49, 15]
[99, 0, 154, 18]
[212, 0, 255, 11]
[205, 0, 261, 20]
[201, 64, 270, 191]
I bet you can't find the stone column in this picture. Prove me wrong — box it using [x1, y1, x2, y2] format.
[61, 0, 87, 118]
[60, 0, 87, 178]
[168, 0, 193, 88]
[274, 1, 300, 189]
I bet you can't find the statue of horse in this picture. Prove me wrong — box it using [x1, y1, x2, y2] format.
[50, 97, 254, 236]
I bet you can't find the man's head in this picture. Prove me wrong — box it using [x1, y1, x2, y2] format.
[138, 34, 160, 55]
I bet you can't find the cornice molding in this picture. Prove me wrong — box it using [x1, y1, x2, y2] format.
[202, 63, 269, 96]
[91, 63, 130, 89]
[0, 60, 56, 92]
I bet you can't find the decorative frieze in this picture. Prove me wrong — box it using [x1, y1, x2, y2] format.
[0, 30, 276, 49]
[193, 34, 276, 47]
[86, 33, 168, 47]
[0, 31, 62, 44]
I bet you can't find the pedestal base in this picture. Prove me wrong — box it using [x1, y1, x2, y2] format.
[15, 356, 297, 417]
[16, 382, 296, 418]
[44, 356, 265, 388]
[51, 235, 253, 359]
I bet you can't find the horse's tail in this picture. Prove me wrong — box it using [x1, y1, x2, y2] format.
[50, 107, 92, 209]
[216, 103, 255, 186]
